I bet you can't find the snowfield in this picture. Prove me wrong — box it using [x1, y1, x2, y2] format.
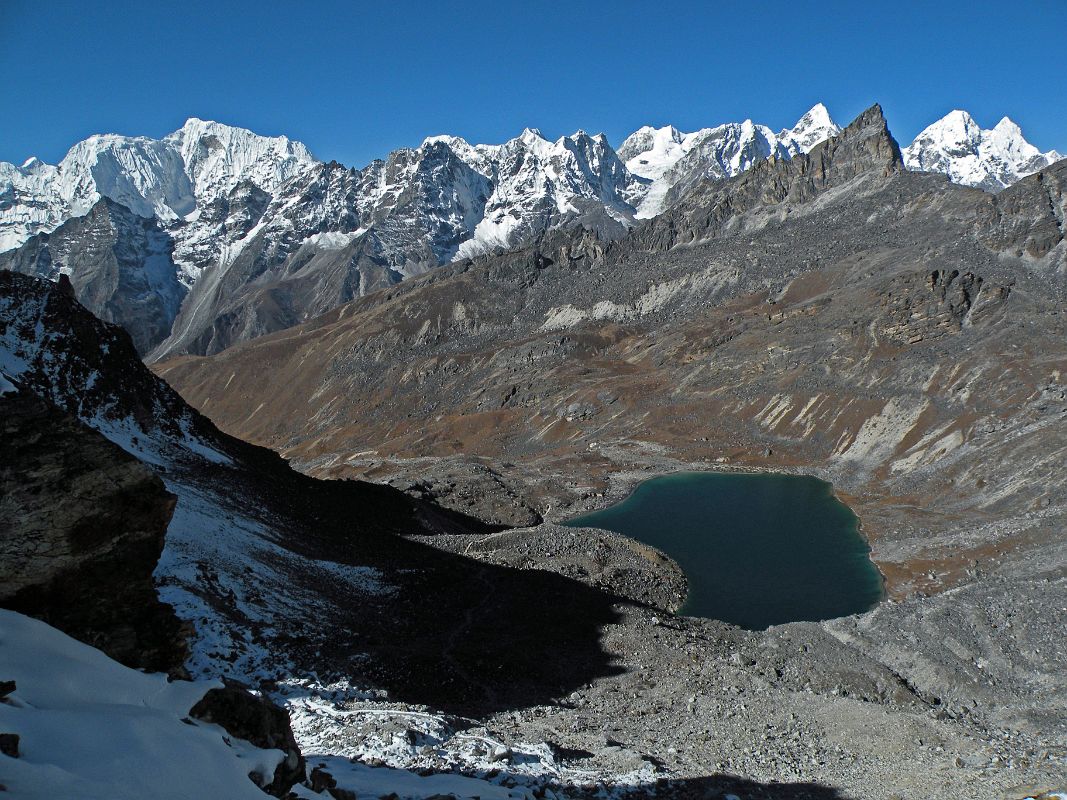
[0, 610, 284, 800]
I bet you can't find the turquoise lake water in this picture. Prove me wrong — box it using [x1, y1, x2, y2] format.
[564, 471, 884, 629]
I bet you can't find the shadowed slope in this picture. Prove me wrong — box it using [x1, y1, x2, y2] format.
[0, 270, 625, 716]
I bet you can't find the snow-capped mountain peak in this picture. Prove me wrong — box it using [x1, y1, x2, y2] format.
[620, 104, 841, 218]
[57, 132, 195, 220]
[991, 116, 1022, 135]
[19, 156, 49, 173]
[447, 126, 640, 261]
[619, 125, 686, 178]
[0, 119, 319, 256]
[908, 109, 980, 156]
[167, 117, 316, 207]
[783, 103, 842, 153]
[421, 133, 472, 149]
[902, 110, 1063, 191]
[985, 116, 1044, 160]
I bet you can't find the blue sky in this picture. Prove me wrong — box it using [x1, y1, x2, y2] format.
[2, 0, 1065, 168]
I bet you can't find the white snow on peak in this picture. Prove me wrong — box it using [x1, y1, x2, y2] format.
[619, 105, 841, 218]
[0, 119, 319, 255]
[782, 103, 842, 153]
[618, 125, 687, 182]
[451, 127, 639, 259]
[421, 133, 473, 150]
[903, 110, 1063, 191]
[19, 156, 49, 173]
[168, 117, 317, 209]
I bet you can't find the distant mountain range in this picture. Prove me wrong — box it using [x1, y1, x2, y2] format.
[1, 106, 1061, 357]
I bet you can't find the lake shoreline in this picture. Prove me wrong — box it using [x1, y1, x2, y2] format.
[561, 469, 886, 629]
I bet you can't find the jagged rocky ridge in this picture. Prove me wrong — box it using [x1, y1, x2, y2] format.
[619, 102, 842, 218]
[1, 105, 1062, 360]
[0, 198, 186, 353]
[148, 112, 850, 359]
[2, 108, 845, 358]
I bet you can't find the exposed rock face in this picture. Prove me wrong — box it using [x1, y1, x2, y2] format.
[628, 104, 904, 252]
[189, 683, 306, 795]
[151, 161, 408, 359]
[0, 386, 187, 675]
[149, 129, 647, 360]
[0, 198, 186, 354]
[877, 268, 999, 344]
[619, 104, 841, 219]
[0, 732, 18, 758]
[0, 269, 219, 447]
[977, 164, 1067, 258]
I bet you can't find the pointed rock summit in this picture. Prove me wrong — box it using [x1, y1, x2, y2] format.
[632, 104, 902, 252]
[821, 102, 904, 175]
[0, 198, 186, 354]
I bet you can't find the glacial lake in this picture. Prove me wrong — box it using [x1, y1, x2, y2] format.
[564, 472, 884, 629]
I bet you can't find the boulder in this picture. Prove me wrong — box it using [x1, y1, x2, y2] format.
[189, 683, 305, 796]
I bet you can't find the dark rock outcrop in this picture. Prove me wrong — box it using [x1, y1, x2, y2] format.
[189, 683, 306, 796]
[0, 198, 186, 355]
[0, 386, 188, 675]
[977, 159, 1067, 258]
[0, 269, 217, 446]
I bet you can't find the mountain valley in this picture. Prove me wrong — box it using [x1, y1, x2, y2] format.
[2, 100, 1066, 800]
